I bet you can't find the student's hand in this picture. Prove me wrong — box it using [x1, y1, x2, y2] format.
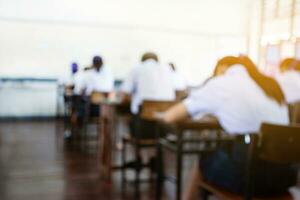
[154, 111, 175, 124]
[154, 112, 165, 121]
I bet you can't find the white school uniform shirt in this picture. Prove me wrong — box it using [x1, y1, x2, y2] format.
[171, 70, 187, 90]
[122, 59, 176, 114]
[275, 71, 300, 104]
[58, 73, 75, 86]
[73, 67, 114, 95]
[84, 67, 114, 95]
[73, 70, 88, 95]
[184, 65, 289, 134]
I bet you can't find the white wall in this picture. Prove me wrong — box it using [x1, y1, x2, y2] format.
[0, 0, 249, 84]
[0, 81, 57, 117]
[0, 0, 250, 117]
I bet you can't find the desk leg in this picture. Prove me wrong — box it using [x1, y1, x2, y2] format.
[156, 140, 163, 200]
[98, 117, 105, 179]
[99, 117, 112, 181]
[176, 131, 183, 200]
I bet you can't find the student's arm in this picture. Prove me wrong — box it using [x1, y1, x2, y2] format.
[160, 81, 220, 124]
[160, 102, 189, 123]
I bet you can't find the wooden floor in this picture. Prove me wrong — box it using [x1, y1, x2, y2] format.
[0, 120, 170, 200]
[2, 120, 296, 200]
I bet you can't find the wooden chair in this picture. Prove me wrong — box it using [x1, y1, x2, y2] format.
[70, 92, 108, 142]
[90, 91, 109, 105]
[82, 92, 109, 140]
[121, 100, 177, 197]
[289, 101, 300, 124]
[156, 118, 224, 200]
[84, 92, 109, 125]
[199, 123, 300, 200]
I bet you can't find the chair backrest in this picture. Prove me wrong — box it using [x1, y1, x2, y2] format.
[259, 123, 300, 164]
[90, 91, 109, 104]
[139, 100, 178, 121]
[289, 101, 300, 124]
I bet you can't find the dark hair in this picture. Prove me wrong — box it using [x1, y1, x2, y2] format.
[141, 52, 158, 62]
[280, 58, 300, 72]
[71, 62, 78, 74]
[241, 56, 285, 104]
[213, 56, 239, 76]
[93, 56, 103, 67]
[213, 56, 286, 105]
[169, 63, 176, 71]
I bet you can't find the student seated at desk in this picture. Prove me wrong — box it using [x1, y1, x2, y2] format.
[159, 56, 297, 199]
[121, 52, 176, 167]
[275, 58, 300, 104]
[121, 52, 176, 138]
[59, 62, 79, 138]
[75, 56, 114, 96]
[72, 56, 114, 120]
[58, 62, 79, 92]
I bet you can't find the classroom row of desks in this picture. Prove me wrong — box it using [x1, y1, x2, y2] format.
[95, 98, 223, 200]
[63, 92, 300, 200]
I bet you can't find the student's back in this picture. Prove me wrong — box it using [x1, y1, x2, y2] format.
[73, 56, 114, 96]
[187, 65, 289, 133]
[135, 59, 175, 101]
[162, 57, 296, 198]
[122, 57, 176, 114]
[84, 66, 114, 95]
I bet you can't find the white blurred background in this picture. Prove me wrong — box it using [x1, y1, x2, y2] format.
[0, 0, 263, 117]
[0, 0, 251, 81]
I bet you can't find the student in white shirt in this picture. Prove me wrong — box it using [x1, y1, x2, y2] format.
[72, 56, 114, 127]
[121, 52, 176, 169]
[73, 68, 89, 95]
[79, 56, 114, 96]
[122, 52, 176, 115]
[169, 62, 187, 91]
[276, 58, 300, 104]
[159, 56, 296, 199]
[59, 62, 78, 139]
[58, 62, 79, 87]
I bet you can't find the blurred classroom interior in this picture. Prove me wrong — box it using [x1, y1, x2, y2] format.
[1, 0, 300, 200]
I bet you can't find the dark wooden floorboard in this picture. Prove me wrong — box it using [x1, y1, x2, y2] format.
[0, 120, 171, 200]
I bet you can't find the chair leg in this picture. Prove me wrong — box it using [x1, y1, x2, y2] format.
[176, 132, 183, 200]
[134, 144, 141, 199]
[121, 138, 127, 186]
[176, 149, 183, 200]
[156, 142, 164, 200]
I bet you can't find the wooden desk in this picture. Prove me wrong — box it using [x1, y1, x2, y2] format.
[97, 100, 131, 181]
[156, 118, 225, 200]
[289, 101, 300, 124]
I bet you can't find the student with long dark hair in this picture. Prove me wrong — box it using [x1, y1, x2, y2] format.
[276, 58, 300, 104]
[159, 56, 297, 199]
